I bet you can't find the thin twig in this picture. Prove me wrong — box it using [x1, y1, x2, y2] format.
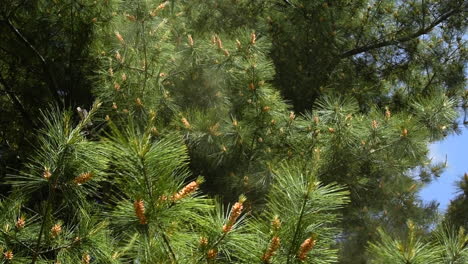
[31, 146, 68, 264]
[161, 230, 178, 264]
[0, 73, 36, 128]
[37, 238, 82, 254]
[0, 229, 36, 253]
[286, 191, 309, 263]
[5, 19, 62, 106]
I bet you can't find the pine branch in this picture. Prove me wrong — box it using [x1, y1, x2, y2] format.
[195, 225, 229, 263]
[0, 73, 36, 128]
[30, 155, 67, 264]
[67, 0, 75, 101]
[161, 230, 178, 264]
[340, 6, 464, 58]
[286, 191, 309, 264]
[0, 229, 35, 254]
[30, 104, 100, 262]
[142, 20, 149, 93]
[140, 155, 154, 200]
[30, 187, 55, 264]
[4, 19, 62, 106]
[37, 237, 82, 254]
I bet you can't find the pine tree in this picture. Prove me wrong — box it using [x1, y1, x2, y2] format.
[91, 0, 294, 202]
[87, 1, 467, 262]
[367, 221, 468, 264]
[0, 0, 467, 263]
[0, 0, 110, 190]
[367, 220, 443, 264]
[0, 105, 349, 262]
[1, 102, 117, 263]
[446, 173, 468, 230]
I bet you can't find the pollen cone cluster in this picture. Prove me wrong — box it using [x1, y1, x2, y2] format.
[297, 237, 316, 260]
[172, 181, 199, 201]
[134, 199, 147, 224]
[262, 236, 280, 262]
[74, 172, 92, 185]
[223, 200, 244, 233]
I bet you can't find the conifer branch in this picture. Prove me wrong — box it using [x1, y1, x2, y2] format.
[142, 20, 149, 93]
[340, 6, 464, 58]
[67, 0, 75, 100]
[0, 229, 35, 254]
[140, 155, 153, 200]
[30, 163, 66, 263]
[0, 73, 36, 128]
[31, 186, 55, 264]
[30, 116, 83, 263]
[4, 19, 62, 106]
[37, 237, 82, 254]
[196, 199, 245, 263]
[161, 230, 178, 263]
[196, 232, 228, 264]
[286, 191, 309, 264]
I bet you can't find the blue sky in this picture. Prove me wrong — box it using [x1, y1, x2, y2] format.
[420, 127, 468, 212]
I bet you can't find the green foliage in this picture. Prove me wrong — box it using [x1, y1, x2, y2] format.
[435, 224, 468, 264]
[367, 221, 468, 264]
[1, 102, 117, 263]
[368, 220, 443, 264]
[446, 174, 468, 230]
[0, 107, 349, 263]
[265, 0, 467, 112]
[0, 0, 111, 192]
[0, 0, 466, 263]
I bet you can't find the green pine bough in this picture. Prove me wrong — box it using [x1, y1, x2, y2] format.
[0, 103, 348, 263]
[0, 0, 467, 263]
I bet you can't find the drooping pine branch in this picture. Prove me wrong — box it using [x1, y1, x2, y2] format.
[340, 5, 465, 58]
[3, 19, 62, 106]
